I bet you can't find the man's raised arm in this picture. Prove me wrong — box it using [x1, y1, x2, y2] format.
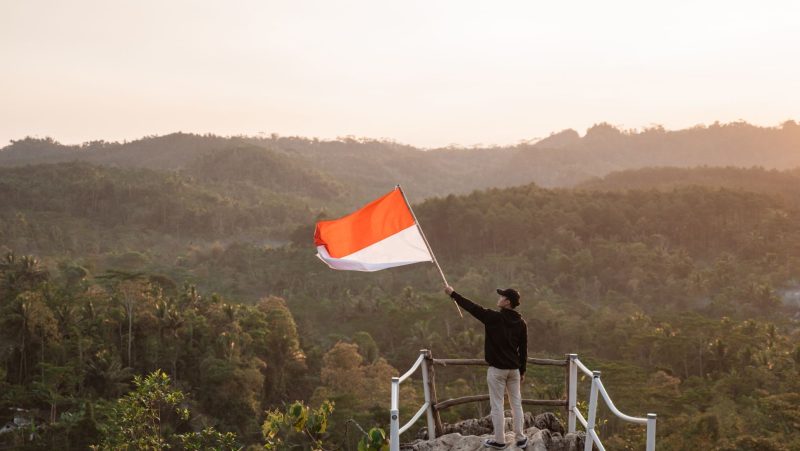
[444, 286, 492, 323]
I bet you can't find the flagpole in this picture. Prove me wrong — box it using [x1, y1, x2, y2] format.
[396, 185, 463, 318]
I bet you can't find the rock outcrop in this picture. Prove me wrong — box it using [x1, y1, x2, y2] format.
[404, 412, 585, 451]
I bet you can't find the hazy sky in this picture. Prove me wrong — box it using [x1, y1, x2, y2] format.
[2, 1, 799, 148]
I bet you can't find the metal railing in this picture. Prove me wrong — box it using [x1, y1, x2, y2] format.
[389, 350, 436, 451]
[389, 351, 656, 451]
[567, 354, 657, 451]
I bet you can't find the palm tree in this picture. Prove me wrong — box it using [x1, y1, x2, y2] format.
[0, 253, 48, 299]
[1, 291, 57, 383]
[155, 297, 184, 377]
[97, 270, 146, 367]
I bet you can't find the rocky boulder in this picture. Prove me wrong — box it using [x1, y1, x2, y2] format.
[404, 412, 585, 450]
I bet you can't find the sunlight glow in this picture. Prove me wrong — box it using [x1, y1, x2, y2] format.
[1, 0, 798, 147]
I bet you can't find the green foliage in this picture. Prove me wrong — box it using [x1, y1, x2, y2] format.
[0, 255, 309, 448]
[353, 331, 379, 363]
[357, 427, 389, 451]
[262, 400, 334, 450]
[187, 145, 342, 201]
[94, 370, 239, 450]
[578, 166, 800, 208]
[0, 161, 318, 253]
[258, 296, 307, 404]
[95, 370, 187, 449]
[3, 157, 800, 449]
[177, 427, 240, 451]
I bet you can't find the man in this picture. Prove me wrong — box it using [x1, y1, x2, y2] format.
[444, 286, 528, 449]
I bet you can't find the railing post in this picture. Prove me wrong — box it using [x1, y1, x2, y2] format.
[390, 377, 400, 451]
[420, 350, 436, 440]
[567, 354, 578, 433]
[584, 370, 601, 451]
[646, 413, 657, 451]
[427, 353, 444, 436]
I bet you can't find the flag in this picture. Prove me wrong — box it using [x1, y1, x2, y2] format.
[314, 188, 433, 271]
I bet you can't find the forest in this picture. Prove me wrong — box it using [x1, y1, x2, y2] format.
[1, 130, 800, 450]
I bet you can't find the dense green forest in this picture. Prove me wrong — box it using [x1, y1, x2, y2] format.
[0, 162, 329, 258]
[1, 152, 800, 449]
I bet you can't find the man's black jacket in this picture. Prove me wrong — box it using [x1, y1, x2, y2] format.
[450, 291, 528, 375]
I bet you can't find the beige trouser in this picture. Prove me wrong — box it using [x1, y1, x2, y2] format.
[487, 366, 525, 443]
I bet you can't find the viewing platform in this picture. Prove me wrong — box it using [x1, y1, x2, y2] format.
[390, 350, 657, 451]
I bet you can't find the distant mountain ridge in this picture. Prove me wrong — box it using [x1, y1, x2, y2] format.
[577, 166, 800, 205]
[2, 121, 799, 202]
[0, 133, 233, 169]
[186, 144, 343, 201]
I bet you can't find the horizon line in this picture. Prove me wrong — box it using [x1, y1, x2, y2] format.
[3, 118, 798, 152]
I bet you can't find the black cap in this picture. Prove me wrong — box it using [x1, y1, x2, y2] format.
[497, 288, 520, 308]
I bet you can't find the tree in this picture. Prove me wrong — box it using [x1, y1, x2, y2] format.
[314, 341, 415, 441]
[0, 253, 48, 299]
[353, 331, 379, 363]
[97, 270, 147, 368]
[262, 400, 334, 450]
[0, 290, 58, 383]
[257, 296, 307, 404]
[94, 370, 238, 450]
[117, 279, 147, 368]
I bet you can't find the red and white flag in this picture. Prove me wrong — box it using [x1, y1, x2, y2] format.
[314, 188, 433, 272]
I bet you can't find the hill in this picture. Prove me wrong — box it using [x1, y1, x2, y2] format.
[0, 133, 233, 170]
[0, 162, 318, 258]
[185, 144, 344, 201]
[188, 180, 800, 448]
[3, 121, 800, 199]
[576, 166, 800, 205]
[2, 170, 800, 449]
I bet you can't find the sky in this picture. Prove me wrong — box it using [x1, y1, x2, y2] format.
[1, 0, 799, 148]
